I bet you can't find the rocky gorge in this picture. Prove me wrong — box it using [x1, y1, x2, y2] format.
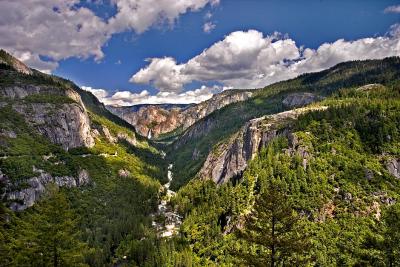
[1, 168, 90, 211]
[152, 164, 182, 238]
[107, 90, 253, 138]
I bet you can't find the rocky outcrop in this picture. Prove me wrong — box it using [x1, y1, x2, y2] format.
[0, 84, 86, 107]
[117, 132, 137, 147]
[100, 125, 117, 143]
[107, 90, 252, 138]
[12, 102, 94, 150]
[1, 84, 95, 150]
[0, 129, 17, 138]
[282, 92, 322, 109]
[93, 125, 137, 147]
[1, 168, 90, 211]
[118, 169, 131, 178]
[386, 158, 400, 179]
[173, 115, 218, 150]
[107, 104, 186, 138]
[179, 90, 253, 130]
[197, 106, 327, 184]
[0, 49, 33, 75]
[356, 84, 385, 92]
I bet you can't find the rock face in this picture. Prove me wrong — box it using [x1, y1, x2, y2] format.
[2, 169, 90, 211]
[173, 91, 322, 151]
[107, 104, 187, 138]
[173, 114, 217, 150]
[387, 158, 400, 179]
[356, 84, 385, 92]
[0, 49, 33, 75]
[179, 90, 253, 130]
[197, 106, 327, 184]
[0, 52, 96, 150]
[107, 90, 252, 138]
[13, 102, 94, 150]
[0, 84, 95, 150]
[282, 92, 322, 109]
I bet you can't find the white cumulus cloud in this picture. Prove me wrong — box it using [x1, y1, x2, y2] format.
[384, 5, 400, 13]
[130, 57, 191, 92]
[130, 26, 400, 91]
[203, 21, 216, 33]
[0, 0, 219, 72]
[108, 0, 220, 34]
[82, 85, 221, 106]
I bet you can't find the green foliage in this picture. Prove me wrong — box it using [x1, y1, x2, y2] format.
[0, 156, 37, 181]
[0, 99, 167, 266]
[2, 51, 400, 266]
[235, 181, 311, 266]
[171, 83, 400, 265]
[382, 203, 400, 267]
[3, 187, 88, 266]
[23, 93, 76, 104]
[168, 57, 400, 190]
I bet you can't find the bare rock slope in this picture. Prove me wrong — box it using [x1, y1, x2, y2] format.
[0, 84, 94, 150]
[197, 106, 328, 184]
[108, 90, 252, 138]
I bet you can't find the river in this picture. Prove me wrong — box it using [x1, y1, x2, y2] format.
[152, 164, 182, 238]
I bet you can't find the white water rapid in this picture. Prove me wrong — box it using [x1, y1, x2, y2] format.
[152, 164, 182, 238]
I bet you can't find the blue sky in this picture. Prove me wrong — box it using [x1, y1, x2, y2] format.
[1, 0, 400, 105]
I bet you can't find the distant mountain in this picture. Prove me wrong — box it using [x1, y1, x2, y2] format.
[107, 103, 192, 138]
[3, 48, 400, 266]
[107, 90, 252, 139]
[111, 103, 193, 112]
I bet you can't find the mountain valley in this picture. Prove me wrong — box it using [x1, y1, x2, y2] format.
[107, 90, 252, 140]
[1, 50, 400, 266]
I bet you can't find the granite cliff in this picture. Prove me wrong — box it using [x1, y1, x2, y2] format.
[107, 90, 252, 138]
[0, 78, 95, 150]
[197, 106, 327, 184]
[107, 104, 189, 138]
[0, 50, 142, 210]
[1, 168, 90, 211]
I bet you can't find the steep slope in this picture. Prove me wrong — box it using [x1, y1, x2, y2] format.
[0, 49, 32, 75]
[0, 50, 170, 266]
[197, 105, 327, 184]
[107, 90, 252, 139]
[171, 82, 400, 266]
[167, 57, 400, 189]
[0, 84, 94, 150]
[107, 103, 191, 138]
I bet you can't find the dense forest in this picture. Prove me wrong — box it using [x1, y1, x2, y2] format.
[169, 82, 400, 266]
[1, 51, 400, 266]
[167, 57, 400, 190]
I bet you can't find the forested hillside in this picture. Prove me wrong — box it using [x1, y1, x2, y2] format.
[167, 57, 400, 190]
[170, 82, 400, 266]
[1, 49, 400, 266]
[0, 50, 176, 266]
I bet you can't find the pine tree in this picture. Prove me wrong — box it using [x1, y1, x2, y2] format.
[10, 186, 88, 266]
[235, 181, 310, 267]
[383, 203, 400, 267]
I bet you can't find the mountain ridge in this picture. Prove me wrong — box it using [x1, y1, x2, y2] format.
[107, 89, 253, 138]
[2, 49, 400, 266]
[167, 56, 400, 189]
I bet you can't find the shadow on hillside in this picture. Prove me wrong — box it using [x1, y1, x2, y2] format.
[119, 140, 168, 184]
